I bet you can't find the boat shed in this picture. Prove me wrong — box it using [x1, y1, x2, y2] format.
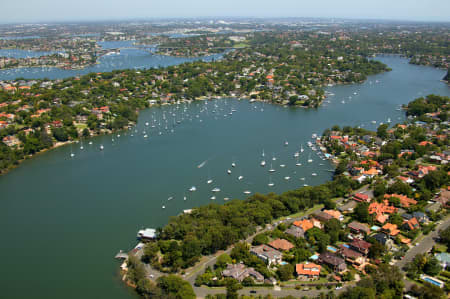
[137, 228, 157, 240]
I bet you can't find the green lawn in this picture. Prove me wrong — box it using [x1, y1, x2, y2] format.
[282, 277, 329, 285]
[433, 243, 447, 253]
[233, 43, 249, 48]
[276, 204, 324, 221]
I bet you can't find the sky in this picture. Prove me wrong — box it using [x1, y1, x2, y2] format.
[1, 0, 450, 23]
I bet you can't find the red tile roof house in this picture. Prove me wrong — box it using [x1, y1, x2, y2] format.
[402, 217, 420, 231]
[368, 200, 398, 224]
[51, 120, 63, 128]
[268, 239, 294, 251]
[397, 176, 414, 184]
[418, 165, 437, 178]
[296, 263, 321, 280]
[353, 193, 371, 203]
[384, 194, 417, 208]
[349, 239, 372, 256]
[318, 252, 347, 272]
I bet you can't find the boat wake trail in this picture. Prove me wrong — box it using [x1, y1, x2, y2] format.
[197, 160, 208, 168]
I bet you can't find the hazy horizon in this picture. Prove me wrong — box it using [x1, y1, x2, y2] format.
[1, 0, 449, 24]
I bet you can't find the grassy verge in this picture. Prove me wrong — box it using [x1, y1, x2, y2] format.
[276, 204, 324, 222]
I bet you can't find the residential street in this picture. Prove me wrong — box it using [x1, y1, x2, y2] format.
[396, 215, 450, 270]
[136, 201, 450, 298]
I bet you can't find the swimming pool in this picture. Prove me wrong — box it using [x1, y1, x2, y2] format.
[421, 275, 444, 288]
[327, 245, 338, 252]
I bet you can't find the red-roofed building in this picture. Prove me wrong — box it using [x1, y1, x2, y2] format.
[353, 193, 370, 203]
[418, 165, 437, 178]
[2, 135, 20, 147]
[382, 223, 400, 236]
[369, 201, 397, 224]
[268, 239, 294, 251]
[293, 219, 314, 232]
[384, 194, 417, 208]
[323, 209, 343, 221]
[51, 120, 63, 128]
[397, 176, 414, 184]
[402, 217, 420, 231]
[296, 263, 321, 280]
[418, 141, 433, 146]
[363, 168, 379, 177]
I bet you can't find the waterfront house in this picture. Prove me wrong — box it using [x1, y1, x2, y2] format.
[268, 239, 294, 251]
[296, 263, 321, 280]
[318, 252, 347, 272]
[250, 245, 282, 265]
[2, 135, 20, 147]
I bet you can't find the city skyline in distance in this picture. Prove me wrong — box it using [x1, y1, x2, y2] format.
[1, 0, 449, 24]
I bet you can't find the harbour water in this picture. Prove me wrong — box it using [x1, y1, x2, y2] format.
[0, 40, 224, 80]
[0, 56, 449, 299]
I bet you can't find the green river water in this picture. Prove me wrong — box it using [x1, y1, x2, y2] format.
[0, 56, 449, 299]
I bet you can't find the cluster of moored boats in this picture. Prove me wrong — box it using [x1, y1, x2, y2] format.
[161, 133, 330, 209]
